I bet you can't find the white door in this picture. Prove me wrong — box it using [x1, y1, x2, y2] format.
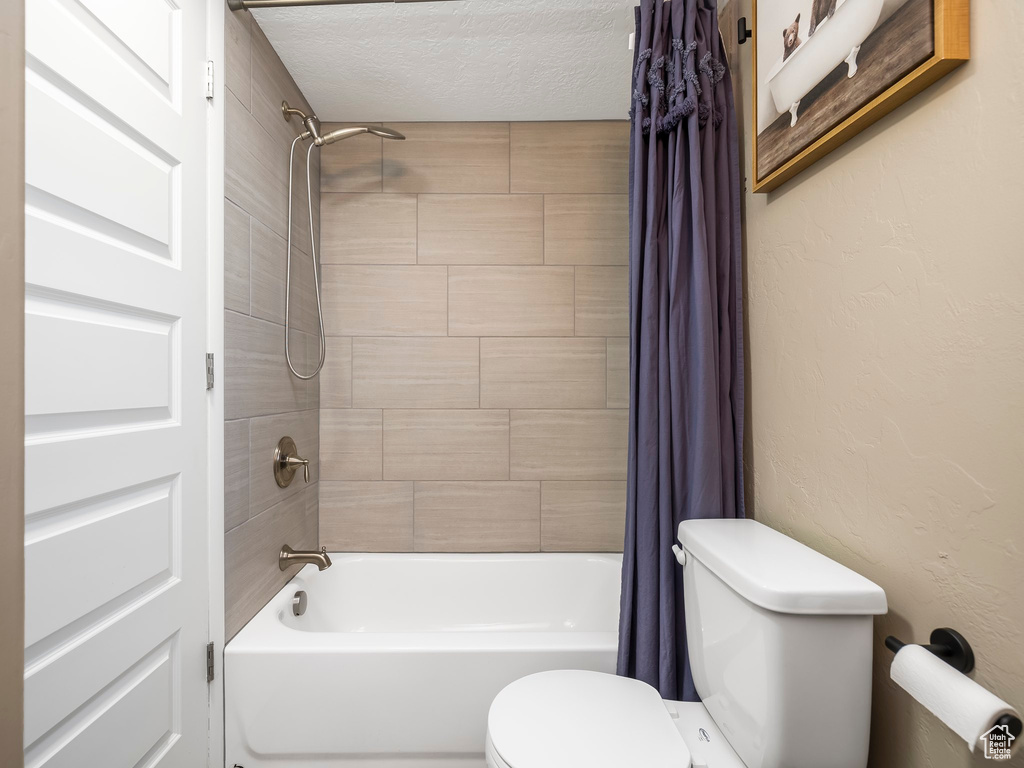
[23, 0, 211, 766]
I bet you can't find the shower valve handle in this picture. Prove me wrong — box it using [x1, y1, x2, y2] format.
[283, 454, 310, 483]
[274, 436, 310, 487]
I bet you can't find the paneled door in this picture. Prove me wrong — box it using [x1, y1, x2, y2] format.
[23, 0, 211, 766]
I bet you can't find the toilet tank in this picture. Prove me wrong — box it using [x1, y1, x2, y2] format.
[678, 519, 887, 768]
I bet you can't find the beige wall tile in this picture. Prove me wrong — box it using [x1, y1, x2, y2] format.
[225, 484, 317, 639]
[248, 409, 320, 518]
[510, 122, 629, 194]
[224, 3, 251, 110]
[224, 311, 310, 419]
[323, 265, 448, 336]
[541, 481, 626, 552]
[248, 218, 285, 325]
[414, 482, 540, 552]
[224, 200, 250, 314]
[321, 123, 383, 193]
[320, 481, 414, 551]
[320, 336, 352, 408]
[448, 266, 574, 336]
[225, 93, 288, 238]
[606, 337, 629, 409]
[480, 338, 606, 409]
[544, 195, 628, 265]
[249, 21, 313, 152]
[320, 409, 383, 481]
[321, 194, 417, 265]
[384, 410, 510, 480]
[353, 338, 479, 408]
[418, 194, 543, 265]
[575, 266, 628, 337]
[510, 410, 627, 480]
[384, 123, 510, 193]
[225, 419, 250, 532]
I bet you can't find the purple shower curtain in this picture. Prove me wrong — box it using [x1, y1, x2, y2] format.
[616, 0, 745, 701]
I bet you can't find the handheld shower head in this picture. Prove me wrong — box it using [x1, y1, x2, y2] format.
[319, 125, 406, 145]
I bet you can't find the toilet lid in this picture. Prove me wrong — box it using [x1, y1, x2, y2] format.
[487, 670, 691, 768]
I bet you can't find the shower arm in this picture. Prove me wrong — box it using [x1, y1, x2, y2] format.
[228, 0, 457, 10]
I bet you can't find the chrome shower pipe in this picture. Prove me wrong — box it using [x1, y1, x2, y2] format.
[228, 0, 456, 10]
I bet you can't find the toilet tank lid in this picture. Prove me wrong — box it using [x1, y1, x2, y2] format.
[677, 519, 887, 615]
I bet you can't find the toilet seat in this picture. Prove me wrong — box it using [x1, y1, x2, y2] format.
[486, 670, 691, 768]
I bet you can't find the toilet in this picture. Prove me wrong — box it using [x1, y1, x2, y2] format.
[485, 518, 888, 768]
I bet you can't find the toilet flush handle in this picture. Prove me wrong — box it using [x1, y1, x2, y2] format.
[671, 544, 686, 566]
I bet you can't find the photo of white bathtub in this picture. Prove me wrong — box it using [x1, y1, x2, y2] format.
[752, 0, 967, 191]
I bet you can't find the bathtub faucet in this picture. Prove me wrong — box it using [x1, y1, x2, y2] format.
[279, 544, 332, 571]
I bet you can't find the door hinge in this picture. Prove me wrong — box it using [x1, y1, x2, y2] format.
[206, 352, 215, 390]
[205, 60, 215, 100]
[206, 641, 215, 683]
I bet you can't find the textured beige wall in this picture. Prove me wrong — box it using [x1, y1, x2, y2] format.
[223, 9, 320, 640]
[317, 121, 630, 553]
[729, 1, 1024, 765]
[0, 0, 24, 762]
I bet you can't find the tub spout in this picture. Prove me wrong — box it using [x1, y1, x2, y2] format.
[280, 544, 332, 571]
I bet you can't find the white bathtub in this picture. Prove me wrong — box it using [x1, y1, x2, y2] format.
[225, 553, 622, 768]
[767, 0, 886, 126]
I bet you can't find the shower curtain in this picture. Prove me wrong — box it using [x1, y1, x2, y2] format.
[616, 0, 745, 701]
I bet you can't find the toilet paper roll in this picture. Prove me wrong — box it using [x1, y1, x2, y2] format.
[891, 644, 1020, 754]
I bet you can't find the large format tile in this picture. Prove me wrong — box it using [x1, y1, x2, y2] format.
[224, 311, 310, 419]
[383, 123, 510, 193]
[320, 481, 414, 551]
[606, 337, 629, 409]
[225, 485, 317, 639]
[320, 336, 352, 408]
[575, 266, 628, 337]
[321, 193, 417, 265]
[225, 92, 288, 238]
[224, 2, 251, 110]
[448, 266, 574, 336]
[544, 195, 628, 265]
[248, 409, 320, 519]
[418, 194, 543, 265]
[320, 123, 383, 193]
[224, 419, 250, 532]
[480, 338, 606, 409]
[320, 409, 383, 481]
[353, 338, 479, 408]
[510, 122, 629, 194]
[384, 410, 510, 480]
[414, 482, 540, 552]
[224, 199, 250, 314]
[323, 265, 448, 336]
[510, 409, 627, 480]
[541, 481, 626, 551]
[249, 20, 313, 152]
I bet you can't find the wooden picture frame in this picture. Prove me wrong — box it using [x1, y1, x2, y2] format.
[753, 0, 969, 193]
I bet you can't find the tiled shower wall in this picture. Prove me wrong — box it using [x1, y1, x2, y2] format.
[223, 9, 321, 639]
[316, 121, 631, 553]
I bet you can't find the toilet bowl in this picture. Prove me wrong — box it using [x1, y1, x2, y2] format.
[486, 670, 746, 768]
[485, 519, 888, 768]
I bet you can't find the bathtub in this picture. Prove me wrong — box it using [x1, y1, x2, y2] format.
[225, 553, 622, 768]
[767, 0, 886, 126]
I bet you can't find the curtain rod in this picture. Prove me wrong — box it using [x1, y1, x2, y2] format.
[228, 0, 458, 9]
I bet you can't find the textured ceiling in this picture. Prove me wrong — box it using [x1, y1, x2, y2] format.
[251, 0, 637, 122]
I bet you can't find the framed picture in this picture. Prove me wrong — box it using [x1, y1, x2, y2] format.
[753, 0, 969, 192]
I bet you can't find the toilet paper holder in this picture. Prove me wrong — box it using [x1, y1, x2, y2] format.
[885, 627, 1022, 739]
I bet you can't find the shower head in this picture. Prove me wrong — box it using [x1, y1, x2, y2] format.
[318, 125, 406, 145]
